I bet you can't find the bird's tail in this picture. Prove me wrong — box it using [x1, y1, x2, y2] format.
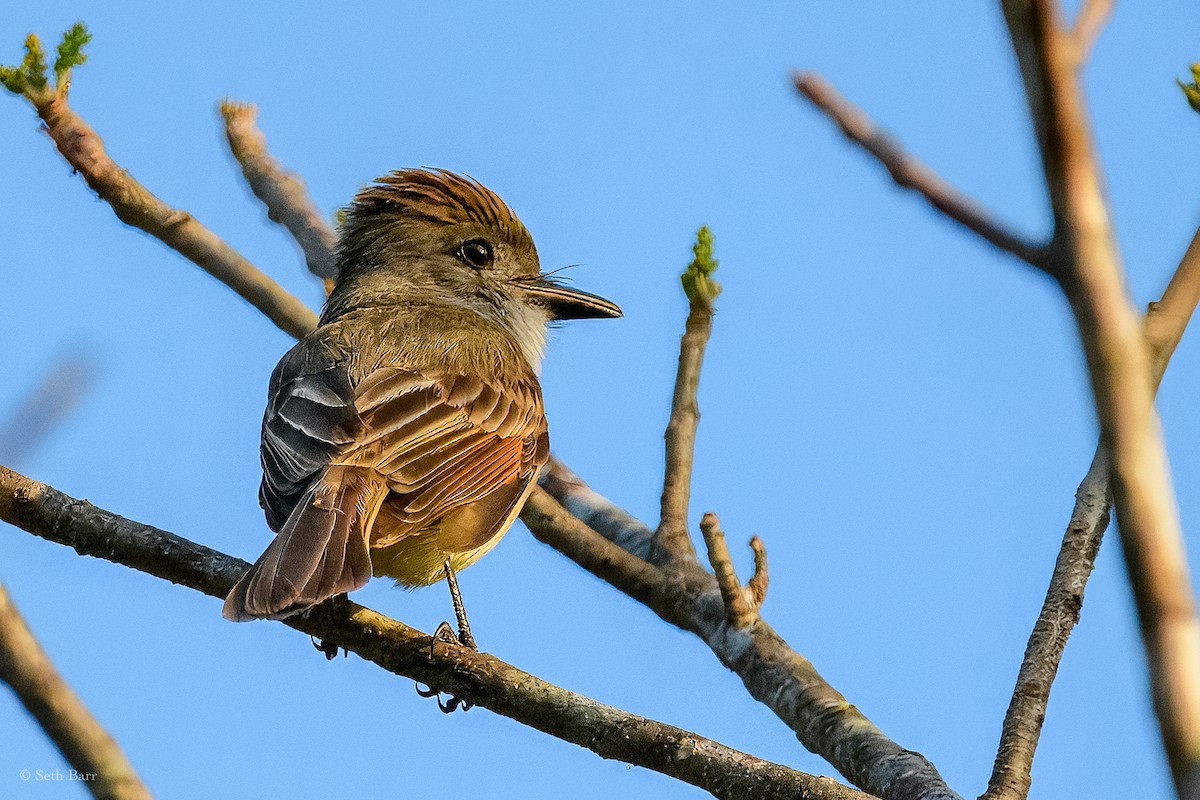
[223, 466, 389, 621]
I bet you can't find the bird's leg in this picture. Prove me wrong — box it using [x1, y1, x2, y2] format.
[443, 558, 477, 651]
[413, 561, 478, 713]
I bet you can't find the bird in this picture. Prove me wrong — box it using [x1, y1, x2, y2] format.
[222, 168, 621, 653]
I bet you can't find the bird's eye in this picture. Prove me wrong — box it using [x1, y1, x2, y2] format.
[458, 238, 494, 269]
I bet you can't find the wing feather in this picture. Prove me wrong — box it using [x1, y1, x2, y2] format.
[240, 350, 549, 615]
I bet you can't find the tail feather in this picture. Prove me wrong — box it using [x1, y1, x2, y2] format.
[223, 466, 388, 621]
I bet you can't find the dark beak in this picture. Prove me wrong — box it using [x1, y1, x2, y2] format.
[518, 279, 623, 320]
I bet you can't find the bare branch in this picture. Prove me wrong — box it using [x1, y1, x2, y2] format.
[540, 456, 655, 560]
[793, 72, 1053, 277]
[534, 465, 963, 800]
[700, 512, 759, 629]
[1000, 2, 1200, 795]
[747, 535, 768, 610]
[0, 581, 151, 800]
[983, 446, 1110, 800]
[219, 100, 339, 288]
[985, 223, 1200, 800]
[0, 352, 97, 468]
[1070, 0, 1113, 62]
[0, 465, 871, 800]
[1146, 226, 1200, 386]
[655, 227, 721, 563]
[8, 86, 317, 339]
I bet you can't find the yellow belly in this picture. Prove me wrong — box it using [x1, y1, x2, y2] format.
[370, 524, 509, 587]
[368, 478, 536, 587]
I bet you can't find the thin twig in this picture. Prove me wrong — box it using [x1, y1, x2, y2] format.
[747, 536, 768, 610]
[793, 72, 1054, 277]
[1070, 0, 1113, 62]
[699, 512, 758, 629]
[0, 465, 871, 800]
[0, 352, 97, 468]
[10, 86, 316, 340]
[219, 101, 338, 286]
[655, 228, 720, 563]
[532, 463, 964, 800]
[1001, 2, 1200, 795]
[0, 581, 152, 800]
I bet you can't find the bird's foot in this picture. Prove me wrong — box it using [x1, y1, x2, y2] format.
[415, 621, 477, 713]
[414, 682, 473, 713]
[311, 636, 345, 660]
[433, 620, 477, 652]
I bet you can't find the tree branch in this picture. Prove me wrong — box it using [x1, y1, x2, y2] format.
[0, 352, 97, 469]
[0, 581, 152, 800]
[792, 72, 1054, 277]
[654, 227, 721, 563]
[219, 101, 338, 288]
[982, 445, 1110, 800]
[0, 465, 870, 800]
[1000, 3, 1200, 796]
[531, 463, 963, 800]
[699, 512, 762, 629]
[1, 47, 316, 340]
[985, 213, 1200, 800]
[1070, 0, 1113, 62]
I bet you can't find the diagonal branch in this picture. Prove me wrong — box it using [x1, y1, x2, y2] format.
[0, 465, 870, 800]
[793, 72, 1053, 277]
[529, 463, 964, 800]
[1070, 0, 1113, 64]
[0, 352, 97, 468]
[1003, 4, 1200, 796]
[0, 581, 152, 800]
[3, 64, 316, 339]
[985, 217, 1200, 800]
[219, 101, 338, 287]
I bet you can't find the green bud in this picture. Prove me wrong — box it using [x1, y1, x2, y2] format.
[1179, 63, 1200, 114]
[53, 22, 91, 86]
[681, 225, 721, 305]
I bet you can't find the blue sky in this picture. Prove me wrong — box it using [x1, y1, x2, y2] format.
[2, 3, 1198, 798]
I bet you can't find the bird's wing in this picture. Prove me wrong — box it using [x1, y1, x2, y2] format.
[226, 356, 547, 620]
[259, 359, 363, 532]
[345, 366, 549, 549]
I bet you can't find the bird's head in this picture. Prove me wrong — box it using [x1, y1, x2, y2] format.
[327, 170, 621, 337]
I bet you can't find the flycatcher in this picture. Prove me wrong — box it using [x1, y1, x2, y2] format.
[222, 169, 621, 649]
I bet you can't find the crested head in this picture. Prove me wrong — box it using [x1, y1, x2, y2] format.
[324, 169, 549, 363]
[323, 168, 622, 368]
[340, 169, 537, 260]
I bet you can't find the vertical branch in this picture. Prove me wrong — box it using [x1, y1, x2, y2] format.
[655, 227, 721, 563]
[0, 582, 152, 800]
[1001, 3, 1200, 795]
